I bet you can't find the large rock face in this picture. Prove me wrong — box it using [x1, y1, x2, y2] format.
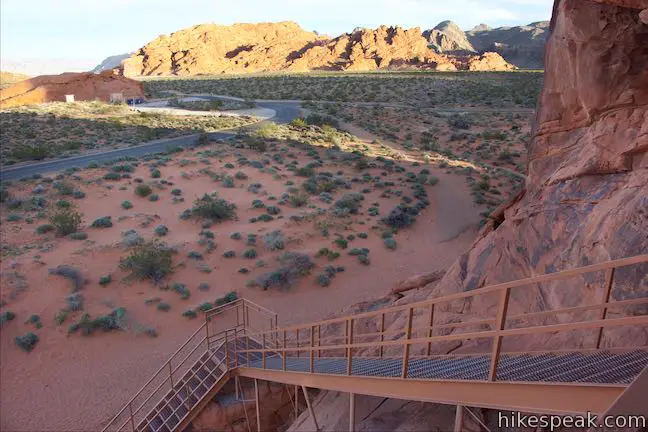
[413, 0, 648, 353]
[121, 22, 515, 76]
[466, 21, 550, 69]
[0, 71, 144, 108]
[122, 21, 324, 76]
[424, 20, 476, 54]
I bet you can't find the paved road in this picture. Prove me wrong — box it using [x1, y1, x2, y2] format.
[0, 101, 301, 181]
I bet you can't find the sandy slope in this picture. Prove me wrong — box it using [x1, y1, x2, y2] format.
[0, 140, 480, 431]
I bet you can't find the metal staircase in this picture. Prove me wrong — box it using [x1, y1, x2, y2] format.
[103, 254, 648, 432]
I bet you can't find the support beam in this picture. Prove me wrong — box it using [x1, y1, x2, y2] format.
[235, 375, 240, 400]
[294, 384, 299, 419]
[302, 386, 319, 432]
[255, 379, 261, 432]
[237, 368, 624, 415]
[454, 405, 464, 432]
[349, 392, 356, 432]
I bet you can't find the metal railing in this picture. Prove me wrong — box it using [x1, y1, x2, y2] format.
[103, 255, 648, 431]
[235, 255, 648, 381]
[102, 298, 277, 432]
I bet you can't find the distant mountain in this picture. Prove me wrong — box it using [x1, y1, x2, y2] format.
[425, 20, 549, 69]
[424, 20, 475, 54]
[466, 21, 549, 69]
[0, 58, 97, 76]
[91, 53, 132, 73]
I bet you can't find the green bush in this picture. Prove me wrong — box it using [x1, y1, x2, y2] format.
[183, 309, 198, 319]
[263, 231, 285, 251]
[171, 282, 190, 299]
[103, 172, 121, 181]
[157, 302, 171, 312]
[15, 332, 39, 352]
[135, 184, 153, 197]
[36, 224, 55, 234]
[151, 169, 161, 178]
[121, 200, 133, 209]
[334, 237, 348, 249]
[154, 224, 169, 236]
[119, 241, 174, 283]
[49, 208, 83, 236]
[384, 238, 398, 250]
[317, 274, 330, 287]
[243, 248, 257, 259]
[69, 232, 88, 240]
[91, 216, 113, 228]
[99, 275, 112, 286]
[191, 194, 237, 222]
[0, 311, 16, 327]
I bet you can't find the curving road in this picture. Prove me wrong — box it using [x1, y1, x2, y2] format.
[0, 101, 302, 181]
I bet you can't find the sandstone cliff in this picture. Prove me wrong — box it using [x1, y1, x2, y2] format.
[121, 22, 514, 76]
[0, 71, 144, 108]
[394, 0, 648, 356]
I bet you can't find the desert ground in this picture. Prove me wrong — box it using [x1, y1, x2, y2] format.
[0, 72, 537, 430]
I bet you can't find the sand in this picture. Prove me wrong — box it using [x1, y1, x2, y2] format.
[0, 138, 481, 431]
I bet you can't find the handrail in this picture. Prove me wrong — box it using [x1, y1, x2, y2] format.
[243, 254, 648, 339]
[103, 256, 648, 431]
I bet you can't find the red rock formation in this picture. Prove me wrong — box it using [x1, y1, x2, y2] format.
[466, 52, 517, 71]
[412, 0, 648, 353]
[0, 71, 144, 108]
[121, 22, 515, 76]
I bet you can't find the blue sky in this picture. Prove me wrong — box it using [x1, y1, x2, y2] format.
[1, 0, 553, 74]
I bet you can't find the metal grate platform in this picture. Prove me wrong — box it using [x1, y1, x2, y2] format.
[244, 350, 648, 385]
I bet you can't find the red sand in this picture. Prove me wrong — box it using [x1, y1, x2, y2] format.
[0, 144, 480, 431]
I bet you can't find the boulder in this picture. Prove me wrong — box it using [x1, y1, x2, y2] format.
[466, 52, 517, 71]
[0, 71, 144, 108]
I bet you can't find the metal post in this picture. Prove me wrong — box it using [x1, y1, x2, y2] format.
[302, 386, 319, 431]
[426, 304, 435, 356]
[168, 362, 174, 389]
[262, 333, 267, 369]
[349, 392, 355, 432]
[234, 327, 239, 368]
[206, 319, 210, 350]
[596, 268, 615, 349]
[401, 308, 413, 379]
[296, 328, 300, 358]
[489, 288, 511, 381]
[294, 385, 299, 419]
[236, 303, 240, 327]
[454, 405, 464, 432]
[235, 375, 240, 400]
[225, 330, 230, 369]
[317, 325, 321, 358]
[129, 402, 135, 432]
[379, 313, 385, 359]
[255, 379, 261, 432]
[246, 332, 250, 366]
[310, 325, 315, 373]
[347, 318, 354, 375]
[283, 330, 287, 371]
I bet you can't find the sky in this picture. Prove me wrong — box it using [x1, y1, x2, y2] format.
[0, 0, 553, 75]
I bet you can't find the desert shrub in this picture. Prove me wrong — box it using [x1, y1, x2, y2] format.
[7, 214, 22, 222]
[0, 311, 16, 327]
[121, 200, 133, 209]
[382, 206, 417, 229]
[198, 282, 210, 291]
[188, 251, 204, 260]
[91, 216, 113, 228]
[54, 311, 68, 326]
[334, 236, 348, 249]
[119, 241, 174, 283]
[103, 172, 121, 181]
[135, 184, 153, 197]
[289, 118, 307, 128]
[157, 302, 171, 312]
[65, 293, 84, 311]
[243, 248, 258, 259]
[148, 193, 159, 202]
[48, 265, 85, 292]
[246, 234, 257, 246]
[36, 224, 55, 234]
[183, 309, 198, 319]
[317, 273, 330, 287]
[358, 254, 370, 265]
[263, 230, 285, 251]
[191, 194, 236, 222]
[234, 171, 248, 180]
[266, 205, 281, 215]
[317, 248, 340, 261]
[56, 199, 71, 208]
[151, 169, 161, 178]
[357, 232, 368, 239]
[251, 199, 265, 209]
[99, 275, 112, 286]
[15, 332, 39, 352]
[448, 114, 472, 130]
[69, 232, 88, 240]
[122, 229, 144, 247]
[256, 252, 314, 290]
[289, 194, 308, 207]
[256, 214, 274, 222]
[49, 208, 83, 236]
[154, 224, 169, 236]
[68, 308, 129, 336]
[306, 113, 339, 128]
[53, 181, 75, 196]
[384, 238, 398, 250]
[333, 193, 364, 215]
[0, 188, 9, 203]
[223, 250, 236, 258]
[171, 282, 190, 299]
[221, 175, 234, 188]
[230, 232, 242, 240]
